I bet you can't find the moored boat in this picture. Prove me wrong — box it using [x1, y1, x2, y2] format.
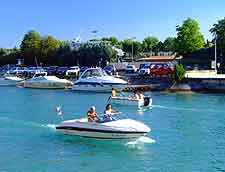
[72, 68, 128, 92]
[0, 75, 24, 86]
[21, 72, 73, 89]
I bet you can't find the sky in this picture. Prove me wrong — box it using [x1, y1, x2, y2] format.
[1, 0, 225, 48]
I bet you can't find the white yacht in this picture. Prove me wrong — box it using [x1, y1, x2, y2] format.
[0, 75, 24, 86]
[56, 117, 150, 139]
[72, 68, 128, 92]
[21, 72, 73, 89]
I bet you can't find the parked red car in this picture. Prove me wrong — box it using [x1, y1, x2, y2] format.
[150, 63, 174, 77]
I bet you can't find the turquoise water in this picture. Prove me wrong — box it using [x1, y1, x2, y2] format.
[1, 87, 225, 172]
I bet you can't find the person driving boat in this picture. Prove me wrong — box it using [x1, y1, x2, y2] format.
[87, 106, 100, 122]
[103, 104, 117, 122]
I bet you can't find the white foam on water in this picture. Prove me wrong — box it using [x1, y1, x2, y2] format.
[125, 136, 155, 149]
[42, 124, 56, 130]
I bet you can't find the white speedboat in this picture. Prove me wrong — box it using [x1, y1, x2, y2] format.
[109, 96, 152, 107]
[0, 75, 24, 86]
[56, 118, 150, 139]
[72, 68, 128, 92]
[21, 72, 73, 89]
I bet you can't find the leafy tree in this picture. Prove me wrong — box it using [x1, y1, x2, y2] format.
[156, 41, 164, 52]
[40, 36, 60, 65]
[176, 18, 205, 55]
[78, 41, 116, 67]
[121, 39, 142, 57]
[20, 30, 42, 65]
[102, 37, 119, 46]
[210, 18, 225, 57]
[164, 37, 176, 52]
[142, 36, 159, 52]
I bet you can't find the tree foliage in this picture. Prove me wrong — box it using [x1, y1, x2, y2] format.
[176, 18, 205, 55]
[163, 37, 176, 52]
[142, 36, 159, 52]
[121, 39, 142, 57]
[20, 30, 42, 65]
[210, 18, 225, 57]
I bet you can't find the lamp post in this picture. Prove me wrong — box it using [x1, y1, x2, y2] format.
[130, 37, 136, 63]
[214, 33, 217, 74]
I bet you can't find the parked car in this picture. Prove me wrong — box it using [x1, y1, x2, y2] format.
[138, 64, 151, 75]
[25, 67, 46, 76]
[45, 66, 58, 75]
[56, 67, 69, 75]
[66, 66, 80, 76]
[125, 65, 138, 74]
[103, 65, 116, 75]
[150, 63, 174, 77]
[8, 67, 28, 75]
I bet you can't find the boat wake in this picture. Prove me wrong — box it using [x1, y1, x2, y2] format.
[152, 105, 224, 113]
[125, 136, 155, 149]
[0, 116, 56, 131]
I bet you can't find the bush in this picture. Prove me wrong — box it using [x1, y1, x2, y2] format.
[172, 64, 186, 84]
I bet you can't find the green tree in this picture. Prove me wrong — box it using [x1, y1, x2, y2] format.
[176, 18, 205, 55]
[210, 18, 225, 57]
[142, 36, 159, 52]
[156, 41, 164, 52]
[20, 30, 42, 65]
[40, 36, 60, 65]
[121, 39, 142, 57]
[101, 37, 119, 46]
[164, 37, 176, 52]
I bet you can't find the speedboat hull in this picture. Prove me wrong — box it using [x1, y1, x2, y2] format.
[0, 76, 23, 86]
[22, 81, 72, 89]
[110, 96, 152, 107]
[72, 83, 127, 92]
[56, 119, 150, 139]
[22, 76, 73, 89]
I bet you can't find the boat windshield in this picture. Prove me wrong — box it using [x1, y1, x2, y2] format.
[34, 73, 47, 77]
[81, 68, 108, 79]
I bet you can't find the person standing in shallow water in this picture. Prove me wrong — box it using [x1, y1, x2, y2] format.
[111, 88, 116, 97]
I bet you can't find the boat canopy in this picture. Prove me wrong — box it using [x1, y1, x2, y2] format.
[81, 68, 108, 79]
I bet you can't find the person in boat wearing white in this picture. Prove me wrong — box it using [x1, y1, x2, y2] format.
[103, 104, 117, 122]
[87, 106, 100, 123]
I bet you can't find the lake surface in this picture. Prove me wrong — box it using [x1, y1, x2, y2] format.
[0, 87, 225, 172]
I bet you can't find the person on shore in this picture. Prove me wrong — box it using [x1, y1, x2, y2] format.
[103, 104, 117, 122]
[87, 106, 100, 122]
[111, 88, 116, 97]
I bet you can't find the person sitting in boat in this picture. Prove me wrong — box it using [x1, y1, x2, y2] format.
[103, 104, 117, 122]
[87, 106, 100, 123]
[111, 88, 116, 97]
